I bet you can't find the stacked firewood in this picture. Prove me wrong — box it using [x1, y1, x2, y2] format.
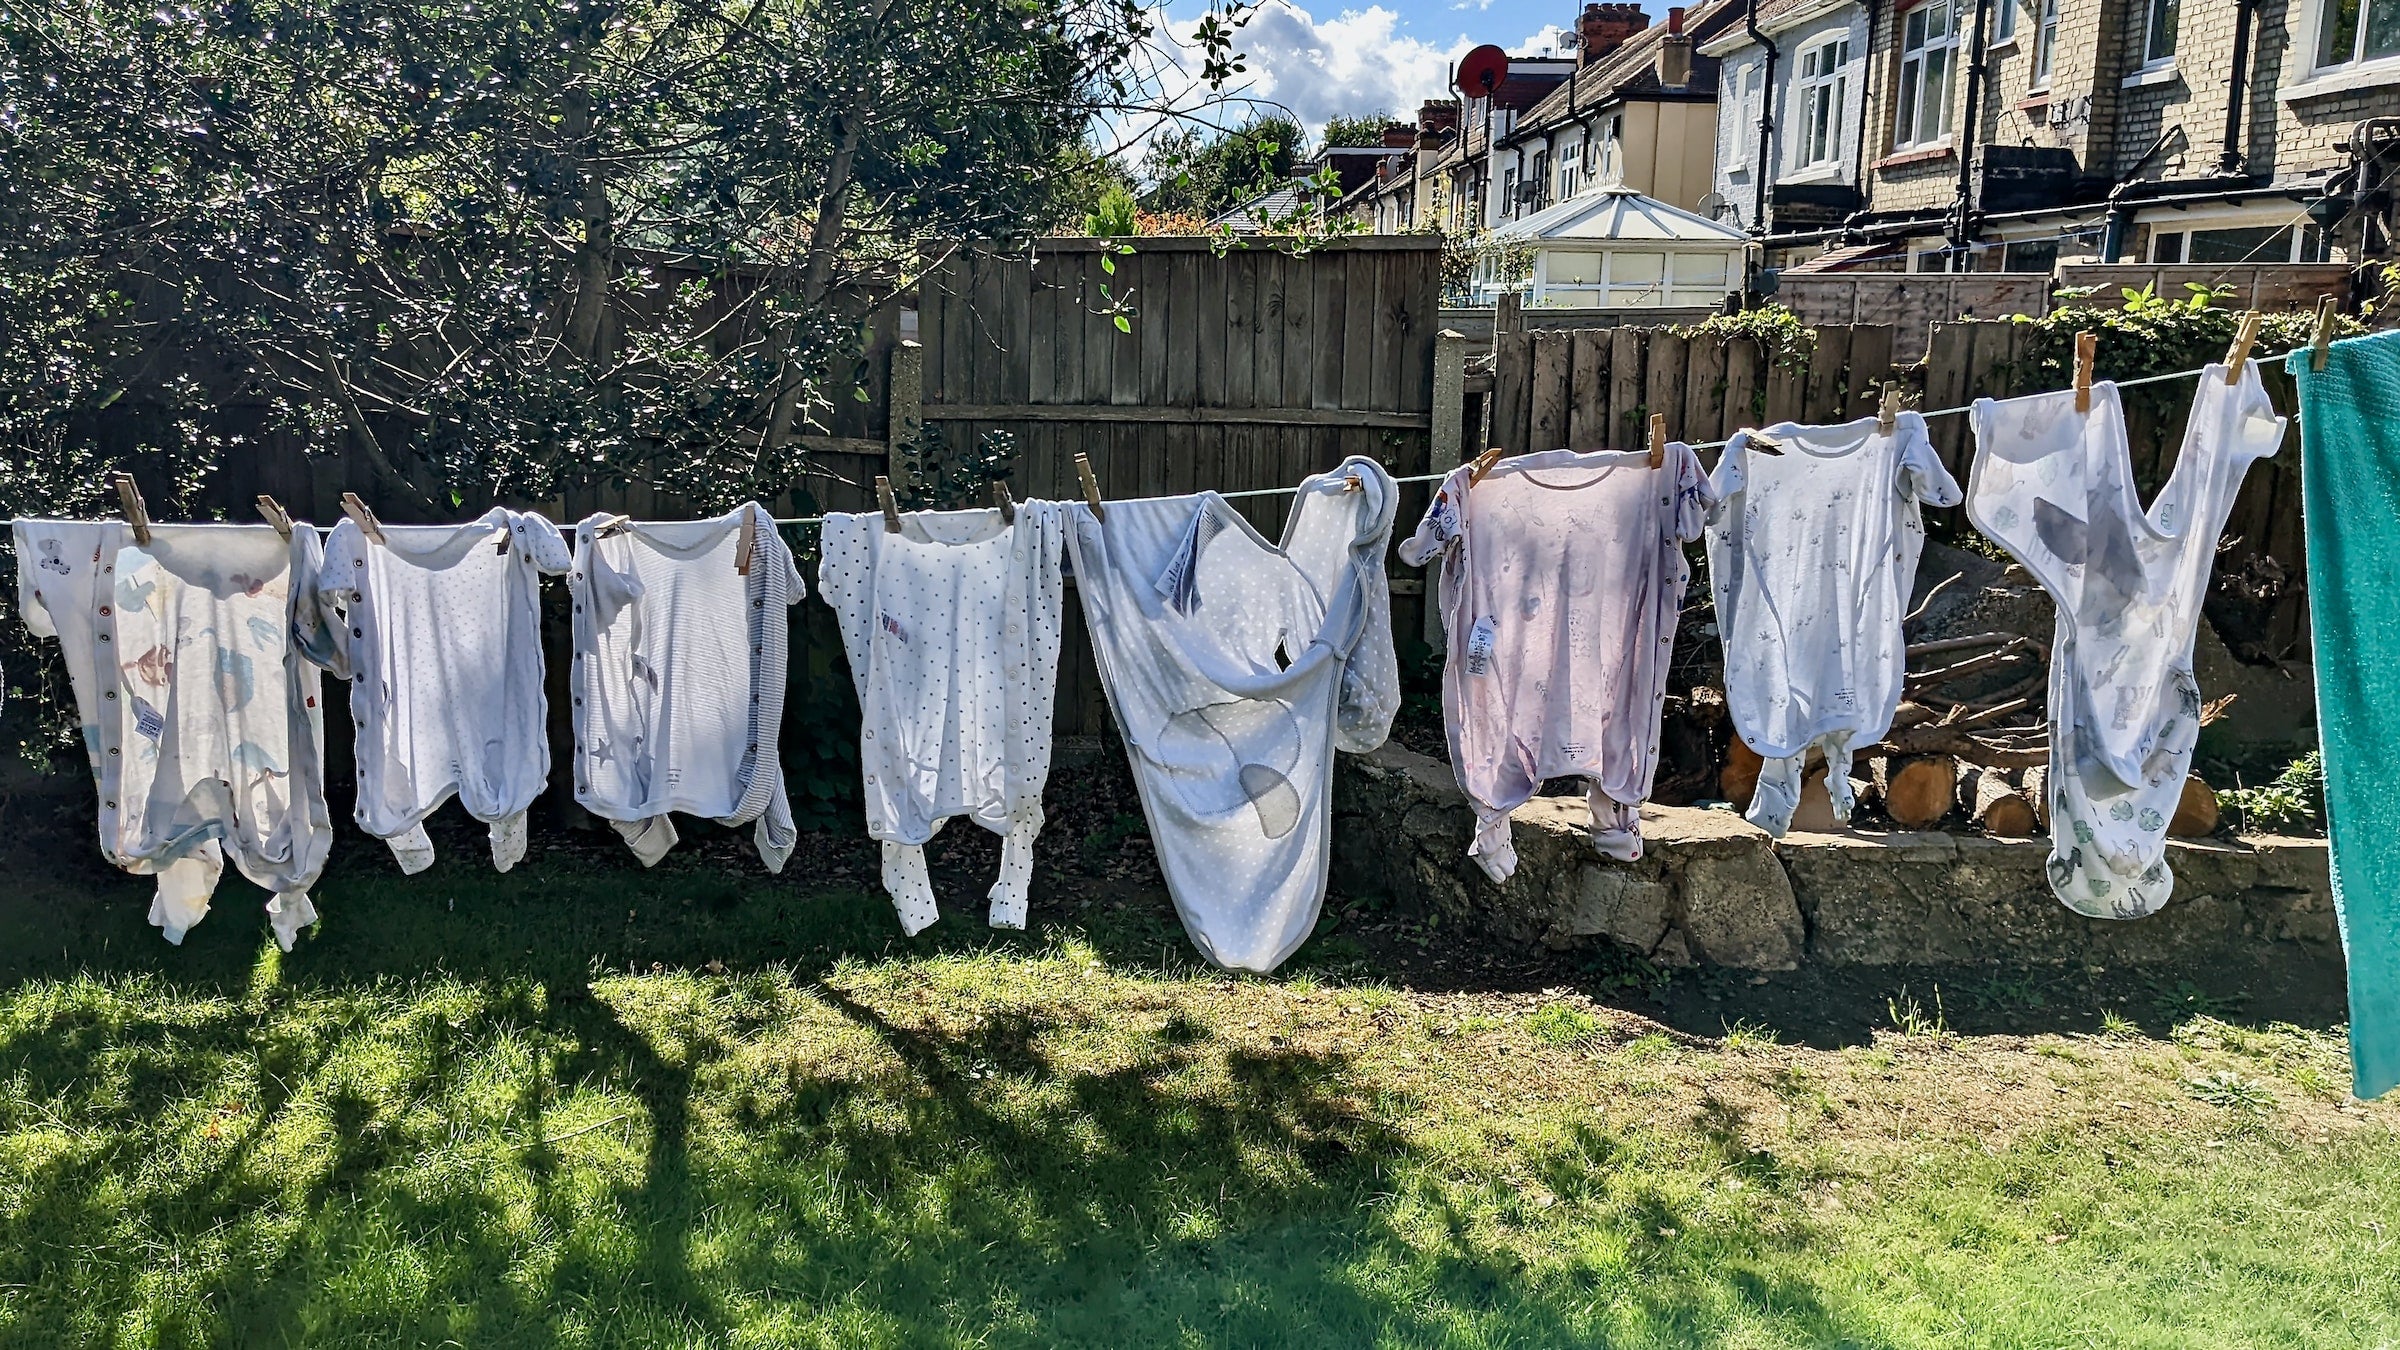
[1711, 626, 2232, 838]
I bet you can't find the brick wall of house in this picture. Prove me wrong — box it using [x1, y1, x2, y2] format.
[1859, 0, 2397, 245]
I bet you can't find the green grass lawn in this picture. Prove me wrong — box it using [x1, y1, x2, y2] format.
[1, 804, 2396, 1349]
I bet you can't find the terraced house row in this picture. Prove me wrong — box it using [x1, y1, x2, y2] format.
[1329, 0, 2400, 285]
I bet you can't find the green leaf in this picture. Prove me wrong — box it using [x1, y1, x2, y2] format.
[1114, 314, 1132, 333]
[1100, 255, 1116, 275]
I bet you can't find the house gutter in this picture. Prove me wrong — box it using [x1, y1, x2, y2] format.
[1948, 0, 1996, 270]
[1746, 0, 1781, 239]
[2218, 0, 2259, 176]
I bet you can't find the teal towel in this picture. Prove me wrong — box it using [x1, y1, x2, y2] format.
[2291, 331, 2400, 1100]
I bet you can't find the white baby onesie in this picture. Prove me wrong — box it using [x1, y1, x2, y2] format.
[818, 502, 1068, 935]
[567, 504, 803, 870]
[14, 520, 335, 949]
[1969, 369, 2281, 918]
[1400, 445, 1715, 880]
[1707, 413, 1962, 835]
[1067, 459, 1400, 973]
[311, 509, 571, 873]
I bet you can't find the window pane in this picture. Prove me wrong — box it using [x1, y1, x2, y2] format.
[2001, 240, 2059, 272]
[1673, 254, 1727, 285]
[2321, 0, 2363, 64]
[1550, 253, 1601, 284]
[1905, 8, 1929, 51]
[2147, 0, 2179, 59]
[1924, 47, 1952, 137]
[2151, 231, 2185, 263]
[2367, 0, 2400, 56]
[1997, 0, 2018, 38]
[2189, 225, 2292, 262]
[1612, 252, 1665, 284]
[1897, 60, 1922, 142]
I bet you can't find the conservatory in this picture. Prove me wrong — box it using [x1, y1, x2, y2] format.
[1475, 185, 1748, 309]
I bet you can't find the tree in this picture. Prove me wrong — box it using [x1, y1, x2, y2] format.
[0, 0, 1249, 519]
[1319, 114, 1401, 149]
[1136, 113, 1303, 219]
[0, 0, 1254, 756]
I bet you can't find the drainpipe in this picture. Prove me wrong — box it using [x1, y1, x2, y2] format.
[1746, 0, 1781, 240]
[1834, 0, 1885, 244]
[1949, 0, 1995, 271]
[2218, 0, 2259, 176]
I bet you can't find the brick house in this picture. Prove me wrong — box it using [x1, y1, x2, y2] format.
[1697, 0, 2400, 275]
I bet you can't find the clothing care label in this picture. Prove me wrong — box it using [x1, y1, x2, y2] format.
[1463, 616, 1498, 676]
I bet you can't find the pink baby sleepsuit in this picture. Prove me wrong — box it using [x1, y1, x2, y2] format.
[1400, 445, 1715, 880]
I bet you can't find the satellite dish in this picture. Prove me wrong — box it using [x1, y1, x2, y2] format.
[1455, 45, 1510, 97]
[1698, 191, 1729, 215]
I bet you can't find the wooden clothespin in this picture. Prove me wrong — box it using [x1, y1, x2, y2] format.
[340, 492, 387, 544]
[876, 476, 903, 534]
[991, 481, 1017, 524]
[255, 494, 293, 541]
[1747, 432, 1784, 456]
[1877, 381, 1904, 435]
[1341, 472, 1364, 492]
[1467, 447, 1506, 485]
[1646, 412, 1667, 470]
[2310, 294, 2339, 372]
[2072, 331, 2098, 414]
[2223, 310, 2263, 385]
[735, 503, 757, 577]
[1074, 453, 1106, 522]
[592, 513, 631, 537]
[112, 472, 151, 547]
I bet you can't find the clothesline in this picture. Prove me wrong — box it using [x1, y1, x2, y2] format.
[5, 361, 2231, 534]
[785, 360, 2228, 517]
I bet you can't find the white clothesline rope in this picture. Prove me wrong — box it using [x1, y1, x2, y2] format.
[11, 361, 2238, 535]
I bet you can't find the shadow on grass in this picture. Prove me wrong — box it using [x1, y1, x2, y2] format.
[0, 949, 1886, 1348]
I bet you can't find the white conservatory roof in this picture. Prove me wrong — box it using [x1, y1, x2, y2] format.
[1489, 186, 1749, 249]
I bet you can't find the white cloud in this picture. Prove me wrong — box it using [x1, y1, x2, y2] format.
[1148, 2, 1480, 143]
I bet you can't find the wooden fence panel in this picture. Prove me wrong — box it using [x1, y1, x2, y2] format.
[1568, 331, 1609, 451]
[1529, 331, 1571, 451]
[920, 236, 1442, 733]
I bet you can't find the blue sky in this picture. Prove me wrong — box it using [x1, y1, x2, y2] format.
[1144, 0, 1662, 145]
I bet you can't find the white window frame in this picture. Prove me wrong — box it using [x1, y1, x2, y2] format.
[1992, 0, 2018, 43]
[1732, 59, 1766, 166]
[2307, 0, 2400, 73]
[2140, 0, 2179, 67]
[1794, 35, 1853, 171]
[1893, 0, 1961, 150]
[2031, 0, 2060, 88]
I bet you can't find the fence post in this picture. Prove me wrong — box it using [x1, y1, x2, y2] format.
[1423, 329, 1469, 643]
[887, 338, 923, 493]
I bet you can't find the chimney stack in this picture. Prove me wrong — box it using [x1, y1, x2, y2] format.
[1382, 124, 1417, 149]
[1577, 3, 1649, 66]
[1415, 98, 1460, 151]
[1657, 6, 1692, 87]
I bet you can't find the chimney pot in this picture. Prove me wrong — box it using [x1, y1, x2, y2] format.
[1577, 1, 1649, 65]
[1659, 7, 1692, 86]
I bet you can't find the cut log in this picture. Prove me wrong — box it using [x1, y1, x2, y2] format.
[1787, 768, 1841, 832]
[2168, 775, 2221, 838]
[1881, 754, 1959, 829]
[1963, 765, 2039, 836]
[2022, 764, 2052, 832]
[1721, 737, 1763, 809]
